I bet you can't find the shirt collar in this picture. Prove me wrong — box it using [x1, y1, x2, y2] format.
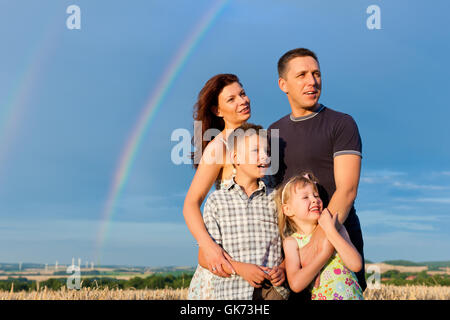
[289, 104, 325, 122]
[226, 177, 267, 195]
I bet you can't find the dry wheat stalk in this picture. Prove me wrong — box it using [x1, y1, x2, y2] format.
[1, 285, 449, 300]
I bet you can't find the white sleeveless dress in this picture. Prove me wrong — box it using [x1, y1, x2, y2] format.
[187, 178, 233, 300]
[187, 137, 233, 300]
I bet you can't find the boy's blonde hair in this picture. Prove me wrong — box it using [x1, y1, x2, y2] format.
[227, 122, 265, 152]
[226, 123, 266, 167]
[275, 171, 320, 240]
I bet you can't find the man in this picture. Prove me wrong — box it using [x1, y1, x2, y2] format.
[267, 48, 366, 299]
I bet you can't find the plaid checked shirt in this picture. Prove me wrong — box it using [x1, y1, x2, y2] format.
[203, 178, 290, 300]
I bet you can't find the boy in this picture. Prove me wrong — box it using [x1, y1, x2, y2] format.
[198, 123, 289, 300]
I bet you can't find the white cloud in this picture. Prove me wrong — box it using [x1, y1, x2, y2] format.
[363, 231, 450, 262]
[395, 197, 450, 204]
[391, 181, 448, 190]
[360, 169, 449, 191]
[360, 170, 407, 184]
[358, 209, 445, 231]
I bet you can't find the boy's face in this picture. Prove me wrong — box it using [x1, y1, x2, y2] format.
[233, 134, 270, 179]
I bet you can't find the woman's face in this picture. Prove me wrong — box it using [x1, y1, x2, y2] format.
[216, 82, 251, 128]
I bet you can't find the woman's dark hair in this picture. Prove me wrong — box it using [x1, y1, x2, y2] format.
[191, 74, 242, 168]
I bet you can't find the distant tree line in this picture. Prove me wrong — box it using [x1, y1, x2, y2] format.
[1, 270, 449, 292]
[0, 273, 194, 292]
[366, 270, 450, 286]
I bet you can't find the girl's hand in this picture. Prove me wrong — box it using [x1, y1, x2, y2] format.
[261, 266, 286, 287]
[318, 209, 339, 234]
[202, 241, 235, 277]
[236, 263, 271, 288]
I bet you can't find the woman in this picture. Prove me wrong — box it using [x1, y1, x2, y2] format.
[184, 74, 251, 299]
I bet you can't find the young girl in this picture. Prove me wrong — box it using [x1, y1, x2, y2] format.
[276, 172, 364, 300]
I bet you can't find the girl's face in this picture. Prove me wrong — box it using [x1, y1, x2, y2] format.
[216, 82, 251, 128]
[283, 183, 323, 225]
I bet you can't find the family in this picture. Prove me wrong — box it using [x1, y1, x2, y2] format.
[183, 48, 366, 300]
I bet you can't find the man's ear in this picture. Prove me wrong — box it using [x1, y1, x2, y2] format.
[278, 77, 288, 94]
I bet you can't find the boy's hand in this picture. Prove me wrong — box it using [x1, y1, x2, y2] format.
[261, 265, 285, 287]
[235, 262, 270, 288]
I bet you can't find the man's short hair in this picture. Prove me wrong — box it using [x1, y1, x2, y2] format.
[277, 48, 319, 78]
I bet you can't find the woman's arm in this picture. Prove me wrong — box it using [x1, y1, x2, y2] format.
[318, 211, 362, 272]
[283, 237, 330, 293]
[183, 139, 234, 275]
[198, 247, 233, 277]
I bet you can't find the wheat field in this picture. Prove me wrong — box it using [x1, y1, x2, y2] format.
[1, 285, 449, 300]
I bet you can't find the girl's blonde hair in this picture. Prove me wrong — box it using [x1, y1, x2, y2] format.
[275, 171, 320, 240]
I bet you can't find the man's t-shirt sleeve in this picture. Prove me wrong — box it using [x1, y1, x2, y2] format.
[203, 194, 222, 246]
[332, 114, 362, 158]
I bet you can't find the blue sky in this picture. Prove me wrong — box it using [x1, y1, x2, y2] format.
[0, 0, 449, 267]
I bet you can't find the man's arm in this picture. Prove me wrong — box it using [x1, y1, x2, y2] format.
[301, 155, 361, 267]
[294, 111, 362, 282]
[327, 154, 361, 224]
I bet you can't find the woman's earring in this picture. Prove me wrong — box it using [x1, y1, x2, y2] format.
[232, 167, 237, 177]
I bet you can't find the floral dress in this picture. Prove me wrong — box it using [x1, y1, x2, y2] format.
[291, 232, 364, 300]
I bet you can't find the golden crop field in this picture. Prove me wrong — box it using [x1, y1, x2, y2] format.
[1, 285, 449, 300]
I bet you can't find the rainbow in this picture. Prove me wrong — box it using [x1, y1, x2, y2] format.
[0, 21, 60, 174]
[95, 0, 230, 264]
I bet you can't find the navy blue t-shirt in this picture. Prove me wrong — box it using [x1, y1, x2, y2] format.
[267, 104, 362, 230]
[267, 104, 367, 294]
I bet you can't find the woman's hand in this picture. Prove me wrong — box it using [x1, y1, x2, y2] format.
[201, 241, 235, 277]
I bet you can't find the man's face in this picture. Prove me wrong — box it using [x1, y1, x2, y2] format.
[278, 56, 322, 110]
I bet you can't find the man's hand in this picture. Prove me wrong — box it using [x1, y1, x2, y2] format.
[234, 262, 271, 288]
[300, 225, 333, 266]
[299, 238, 321, 288]
[318, 210, 341, 234]
[261, 265, 285, 287]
